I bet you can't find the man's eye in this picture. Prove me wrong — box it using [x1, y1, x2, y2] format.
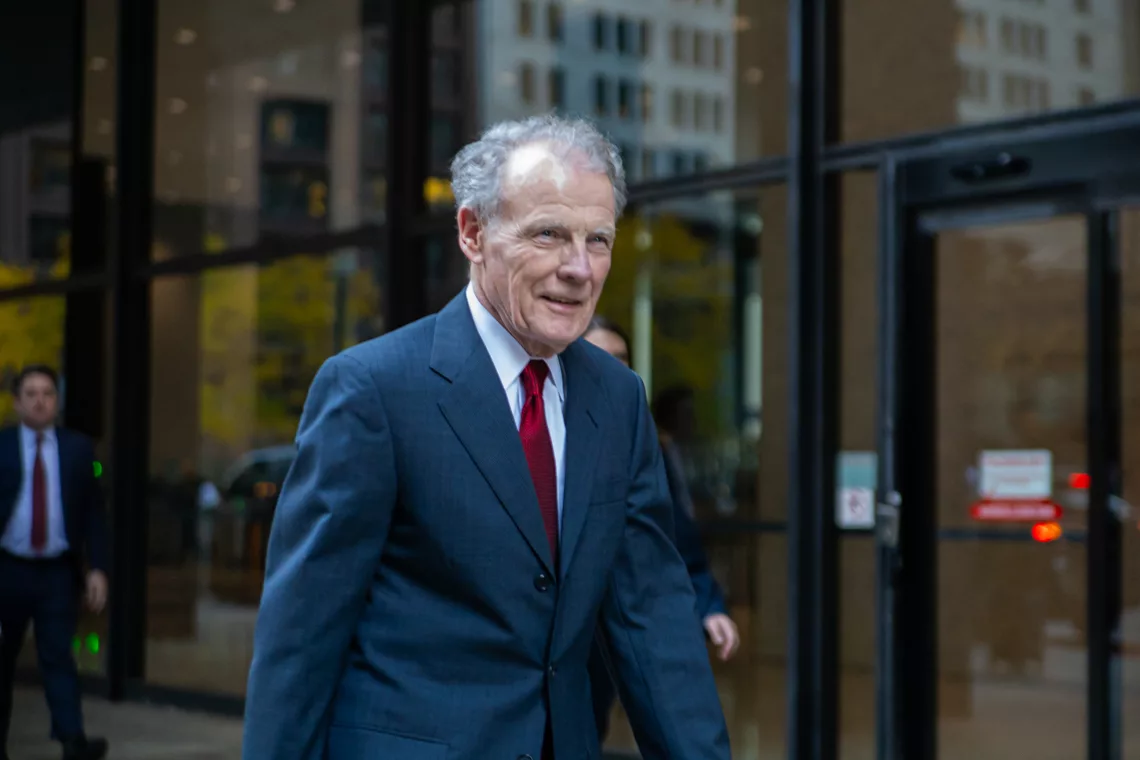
[538, 229, 556, 238]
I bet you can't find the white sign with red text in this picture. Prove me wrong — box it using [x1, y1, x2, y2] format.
[978, 449, 1053, 501]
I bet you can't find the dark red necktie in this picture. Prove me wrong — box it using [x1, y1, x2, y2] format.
[519, 360, 559, 563]
[520, 361, 558, 760]
[30, 432, 47, 550]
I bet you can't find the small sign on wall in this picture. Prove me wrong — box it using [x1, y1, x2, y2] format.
[971, 449, 1060, 523]
[978, 449, 1053, 500]
[836, 451, 877, 530]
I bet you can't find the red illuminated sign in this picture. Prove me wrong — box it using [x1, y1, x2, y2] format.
[969, 500, 1062, 522]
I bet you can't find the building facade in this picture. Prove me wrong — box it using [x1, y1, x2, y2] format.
[3, 0, 1140, 758]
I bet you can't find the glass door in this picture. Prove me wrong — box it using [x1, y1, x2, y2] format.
[877, 126, 1140, 760]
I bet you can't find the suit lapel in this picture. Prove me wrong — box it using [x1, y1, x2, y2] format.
[0, 427, 18, 530]
[432, 294, 556, 574]
[557, 342, 603, 578]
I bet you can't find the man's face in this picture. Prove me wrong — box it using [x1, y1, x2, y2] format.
[584, 327, 629, 367]
[458, 144, 616, 357]
[14, 373, 58, 430]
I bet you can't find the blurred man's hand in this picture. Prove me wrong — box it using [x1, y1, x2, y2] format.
[85, 570, 108, 613]
[703, 614, 740, 661]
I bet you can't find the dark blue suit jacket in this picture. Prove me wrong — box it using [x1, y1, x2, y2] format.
[0, 425, 108, 575]
[243, 293, 731, 760]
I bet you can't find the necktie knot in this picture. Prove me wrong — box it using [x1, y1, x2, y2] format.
[522, 360, 549, 398]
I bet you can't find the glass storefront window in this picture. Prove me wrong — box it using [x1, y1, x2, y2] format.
[144, 249, 384, 694]
[590, 186, 790, 756]
[842, 0, 1140, 143]
[471, 0, 787, 180]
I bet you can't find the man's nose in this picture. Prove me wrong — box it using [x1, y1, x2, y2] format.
[559, 239, 592, 281]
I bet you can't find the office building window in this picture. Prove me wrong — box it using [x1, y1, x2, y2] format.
[594, 75, 608, 116]
[518, 0, 534, 37]
[958, 10, 987, 49]
[712, 96, 724, 132]
[671, 89, 686, 128]
[1000, 17, 1014, 52]
[1075, 0, 1091, 12]
[618, 80, 633, 119]
[693, 30, 706, 67]
[641, 148, 656, 178]
[693, 92, 708, 131]
[670, 25, 685, 63]
[640, 84, 654, 123]
[693, 152, 709, 173]
[549, 67, 566, 110]
[593, 13, 607, 50]
[1079, 86, 1096, 105]
[712, 34, 724, 69]
[639, 20, 652, 57]
[671, 150, 688, 175]
[617, 17, 631, 54]
[958, 66, 989, 102]
[520, 62, 536, 104]
[1077, 34, 1093, 67]
[547, 2, 564, 42]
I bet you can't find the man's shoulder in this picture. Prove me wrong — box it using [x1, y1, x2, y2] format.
[332, 312, 439, 382]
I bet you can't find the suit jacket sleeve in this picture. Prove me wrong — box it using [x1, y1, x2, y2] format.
[78, 435, 110, 573]
[663, 454, 728, 619]
[243, 353, 398, 760]
[597, 377, 731, 760]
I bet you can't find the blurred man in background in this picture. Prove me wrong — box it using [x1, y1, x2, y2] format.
[0, 366, 109, 760]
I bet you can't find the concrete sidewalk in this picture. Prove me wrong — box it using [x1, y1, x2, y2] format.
[8, 689, 639, 760]
[8, 688, 243, 760]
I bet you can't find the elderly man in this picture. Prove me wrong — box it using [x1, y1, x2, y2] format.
[243, 115, 731, 760]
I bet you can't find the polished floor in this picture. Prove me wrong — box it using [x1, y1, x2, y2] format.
[7, 688, 242, 760]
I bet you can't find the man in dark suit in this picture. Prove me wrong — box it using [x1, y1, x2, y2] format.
[0, 365, 109, 760]
[243, 115, 731, 760]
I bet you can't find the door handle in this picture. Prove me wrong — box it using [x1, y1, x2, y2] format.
[877, 490, 902, 549]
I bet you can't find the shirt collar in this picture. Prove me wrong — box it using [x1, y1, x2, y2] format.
[466, 284, 564, 402]
[20, 424, 56, 445]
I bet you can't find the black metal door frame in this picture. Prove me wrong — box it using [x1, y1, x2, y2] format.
[876, 125, 1138, 760]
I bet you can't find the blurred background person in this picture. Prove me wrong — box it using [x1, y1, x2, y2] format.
[583, 316, 740, 743]
[0, 366, 109, 760]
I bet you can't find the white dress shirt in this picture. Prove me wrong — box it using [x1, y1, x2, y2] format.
[466, 284, 566, 526]
[1, 424, 69, 558]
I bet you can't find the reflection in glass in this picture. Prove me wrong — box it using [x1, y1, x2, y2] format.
[838, 173, 879, 760]
[843, 0, 1140, 142]
[591, 188, 789, 757]
[145, 251, 384, 694]
[475, 0, 785, 179]
[934, 218, 1087, 760]
[1116, 209, 1140, 759]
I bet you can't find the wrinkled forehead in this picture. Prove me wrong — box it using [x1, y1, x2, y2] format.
[498, 143, 615, 225]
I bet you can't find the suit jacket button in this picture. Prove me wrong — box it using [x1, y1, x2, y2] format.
[533, 572, 552, 592]
[547, 664, 557, 677]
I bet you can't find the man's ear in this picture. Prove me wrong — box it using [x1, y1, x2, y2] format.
[457, 207, 484, 265]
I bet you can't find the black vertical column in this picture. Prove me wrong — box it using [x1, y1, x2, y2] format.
[1087, 210, 1122, 760]
[107, 0, 156, 700]
[785, 0, 840, 757]
[384, 0, 431, 328]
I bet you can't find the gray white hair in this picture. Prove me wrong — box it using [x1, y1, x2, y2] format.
[450, 114, 627, 223]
